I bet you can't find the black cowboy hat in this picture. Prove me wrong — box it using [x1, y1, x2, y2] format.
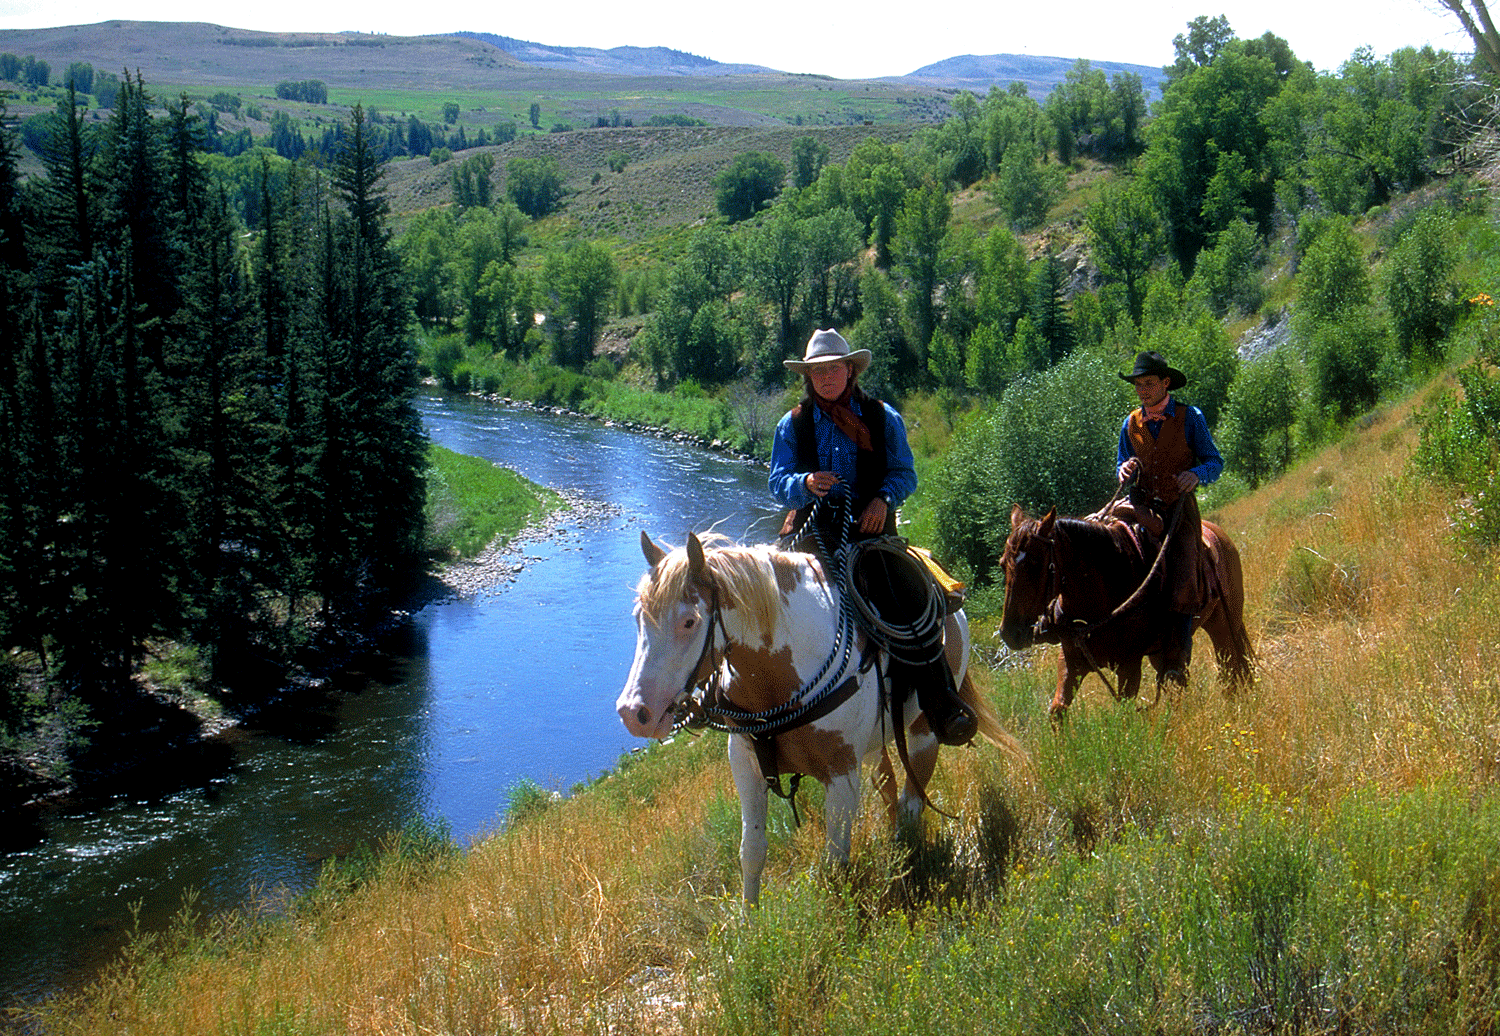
[1119, 351, 1188, 390]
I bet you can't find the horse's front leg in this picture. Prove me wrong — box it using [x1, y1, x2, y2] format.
[821, 769, 862, 864]
[1117, 655, 1144, 700]
[1049, 648, 1086, 720]
[728, 734, 769, 905]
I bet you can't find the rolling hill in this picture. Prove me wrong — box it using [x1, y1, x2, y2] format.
[0, 20, 1163, 106]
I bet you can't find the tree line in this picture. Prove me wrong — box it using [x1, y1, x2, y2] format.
[0, 79, 427, 736]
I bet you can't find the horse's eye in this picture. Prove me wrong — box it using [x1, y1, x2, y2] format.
[684, 617, 696, 630]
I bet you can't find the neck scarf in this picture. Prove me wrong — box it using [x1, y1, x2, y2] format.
[1141, 396, 1171, 423]
[813, 385, 875, 453]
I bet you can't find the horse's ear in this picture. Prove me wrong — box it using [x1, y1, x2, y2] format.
[1039, 508, 1056, 535]
[1009, 503, 1025, 532]
[640, 530, 667, 569]
[686, 532, 707, 581]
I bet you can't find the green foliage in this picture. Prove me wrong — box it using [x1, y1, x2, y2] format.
[1144, 39, 1288, 271]
[1295, 214, 1369, 324]
[450, 152, 494, 210]
[1219, 345, 1299, 489]
[713, 150, 786, 222]
[542, 240, 618, 367]
[790, 134, 829, 190]
[929, 349, 1128, 583]
[987, 138, 1065, 230]
[1085, 179, 1166, 327]
[0, 90, 430, 702]
[1412, 313, 1500, 543]
[506, 155, 566, 217]
[1305, 311, 1389, 421]
[1151, 311, 1238, 426]
[1382, 206, 1460, 360]
[423, 444, 560, 560]
[1186, 217, 1264, 316]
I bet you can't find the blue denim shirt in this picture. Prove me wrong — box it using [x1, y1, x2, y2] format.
[769, 398, 918, 510]
[1117, 396, 1224, 487]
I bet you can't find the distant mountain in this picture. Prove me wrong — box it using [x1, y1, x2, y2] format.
[899, 53, 1167, 98]
[451, 33, 1165, 97]
[451, 32, 779, 77]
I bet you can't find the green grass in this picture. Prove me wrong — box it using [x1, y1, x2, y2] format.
[422, 443, 562, 560]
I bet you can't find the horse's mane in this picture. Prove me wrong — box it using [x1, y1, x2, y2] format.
[1052, 515, 1150, 573]
[635, 533, 786, 638]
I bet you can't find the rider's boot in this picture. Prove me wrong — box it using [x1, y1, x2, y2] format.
[1161, 611, 1195, 688]
[917, 663, 977, 747]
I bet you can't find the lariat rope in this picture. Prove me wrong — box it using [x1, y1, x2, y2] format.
[671, 488, 954, 819]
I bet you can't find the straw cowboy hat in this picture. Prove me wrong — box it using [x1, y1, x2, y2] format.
[784, 328, 872, 375]
[1119, 350, 1188, 390]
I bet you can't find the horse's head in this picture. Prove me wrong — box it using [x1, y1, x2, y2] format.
[616, 530, 718, 740]
[998, 504, 1058, 651]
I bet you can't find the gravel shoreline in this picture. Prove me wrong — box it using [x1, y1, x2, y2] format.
[425, 489, 624, 602]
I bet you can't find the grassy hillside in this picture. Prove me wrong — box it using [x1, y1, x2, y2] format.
[25, 371, 1500, 1035]
[380, 123, 920, 243]
[0, 22, 958, 133]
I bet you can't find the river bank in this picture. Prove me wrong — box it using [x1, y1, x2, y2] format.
[1, 457, 621, 840]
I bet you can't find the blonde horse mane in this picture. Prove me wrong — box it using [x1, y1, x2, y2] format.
[635, 533, 789, 639]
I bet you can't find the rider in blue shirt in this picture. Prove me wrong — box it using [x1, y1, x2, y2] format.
[768, 329, 973, 747]
[769, 329, 917, 544]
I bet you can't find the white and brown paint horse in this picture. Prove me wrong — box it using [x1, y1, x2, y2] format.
[617, 530, 1022, 904]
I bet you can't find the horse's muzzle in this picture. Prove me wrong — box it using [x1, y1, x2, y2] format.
[998, 621, 1034, 651]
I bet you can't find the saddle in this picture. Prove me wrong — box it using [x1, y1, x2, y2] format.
[1088, 498, 1217, 616]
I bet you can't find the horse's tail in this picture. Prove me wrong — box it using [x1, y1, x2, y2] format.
[958, 668, 1029, 765]
[1205, 522, 1256, 682]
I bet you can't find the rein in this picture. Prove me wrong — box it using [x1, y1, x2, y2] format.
[669, 561, 869, 821]
[673, 581, 863, 738]
[676, 497, 952, 822]
[1040, 494, 1185, 704]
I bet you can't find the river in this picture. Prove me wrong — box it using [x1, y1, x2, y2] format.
[0, 392, 781, 1012]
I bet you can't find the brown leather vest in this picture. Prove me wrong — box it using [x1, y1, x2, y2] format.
[1127, 405, 1195, 506]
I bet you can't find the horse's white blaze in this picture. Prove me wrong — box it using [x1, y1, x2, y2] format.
[616, 598, 705, 740]
[618, 534, 975, 905]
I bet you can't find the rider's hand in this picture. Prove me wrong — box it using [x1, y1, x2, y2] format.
[805, 471, 840, 498]
[1176, 470, 1200, 493]
[1118, 458, 1139, 484]
[858, 496, 888, 534]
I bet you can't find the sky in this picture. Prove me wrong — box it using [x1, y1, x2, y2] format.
[0, 0, 1474, 80]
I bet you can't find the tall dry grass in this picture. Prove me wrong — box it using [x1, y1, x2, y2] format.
[26, 379, 1500, 1036]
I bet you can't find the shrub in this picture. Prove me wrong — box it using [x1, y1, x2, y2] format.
[713, 151, 785, 222]
[929, 348, 1128, 583]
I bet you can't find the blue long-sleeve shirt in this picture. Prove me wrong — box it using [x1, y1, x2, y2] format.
[1117, 396, 1224, 487]
[769, 398, 918, 511]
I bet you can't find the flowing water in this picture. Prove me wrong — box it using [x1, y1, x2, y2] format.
[0, 392, 781, 1011]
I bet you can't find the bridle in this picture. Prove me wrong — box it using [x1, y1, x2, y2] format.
[1011, 500, 1186, 705]
[667, 575, 864, 740]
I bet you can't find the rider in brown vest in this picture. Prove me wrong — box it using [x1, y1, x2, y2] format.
[1116, 351, 1224, 687]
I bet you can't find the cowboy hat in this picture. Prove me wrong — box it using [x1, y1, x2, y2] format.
[1119, 351, 1188, 390]
[784, 328, 872, 375]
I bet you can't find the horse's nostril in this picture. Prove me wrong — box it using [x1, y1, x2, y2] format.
[636, 706, 651, 725]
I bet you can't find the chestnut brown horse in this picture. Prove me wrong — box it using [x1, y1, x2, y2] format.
[998, 504, 1252, 718]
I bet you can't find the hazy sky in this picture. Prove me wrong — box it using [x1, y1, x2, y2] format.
[0, 0, 1472, 80]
